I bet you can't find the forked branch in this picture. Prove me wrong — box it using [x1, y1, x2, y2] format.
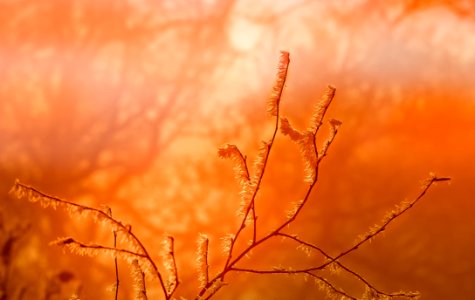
[197, 52, 449, 300]
[9, 51, 449, 300]
[9, 181, 176, 300]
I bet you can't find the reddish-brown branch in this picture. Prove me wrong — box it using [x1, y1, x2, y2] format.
[224, 175, 448, 299]
[220, 55, 288, 279]
[10, 181, 171, 299]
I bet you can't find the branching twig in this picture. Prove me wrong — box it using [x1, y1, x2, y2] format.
[226, 174, 449, 299]
[50, 237, 148, 260]
[9, 52, 450, 300]
[105, 207, 120, 300]
[10, 182, 171, 299]
[332, 174, 450, 266]
[217, 51, 290, 281]
[305, 271, 357, 300]
[196, 51, 449, 300]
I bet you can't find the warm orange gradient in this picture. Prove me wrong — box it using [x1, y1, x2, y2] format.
[1, 1, 474, 299]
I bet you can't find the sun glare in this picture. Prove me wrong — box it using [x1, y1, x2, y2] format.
[228, 16, 263, 51]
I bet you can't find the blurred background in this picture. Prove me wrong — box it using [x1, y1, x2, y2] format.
[1, 0, 474, 299]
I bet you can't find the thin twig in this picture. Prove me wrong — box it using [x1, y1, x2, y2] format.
[305, 271, 357, 300]
[114, 229, 119, 300]
[221, 73, 285, 277]
[51, 237, 148, 260]
[226, 175, 448, 299]
[199, 63, 286, 300]
[168, 236, 180, 296]
[277, 233, 409, 298]
[328, 175, 450, 267]
[107, 208, 120, 300]
[11, 182, 170, 299]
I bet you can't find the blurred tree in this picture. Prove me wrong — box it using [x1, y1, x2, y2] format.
[0, 0, 244, 298]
